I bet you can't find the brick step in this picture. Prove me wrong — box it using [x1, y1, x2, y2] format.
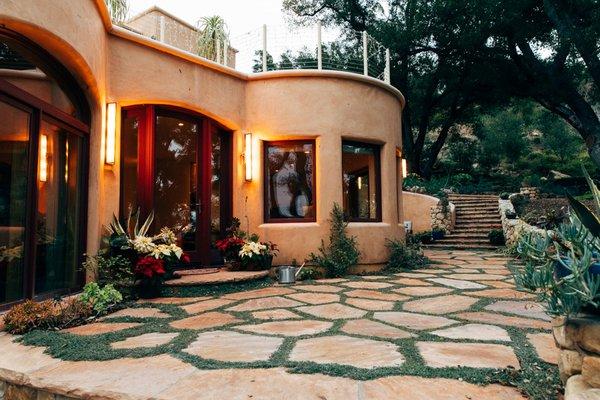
[457, 209, 499, 214]
[448, 196, 498, 200]
[435, 237, 495, 244]
[452, 229, 499, 235]
[457, 213, 500, 219]
[446, 233, 491, 238]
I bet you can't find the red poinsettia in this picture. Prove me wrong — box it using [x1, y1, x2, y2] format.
[134, 256, 166, 279]
[215, 236, 245, 260]
[181, 253, 191, 263]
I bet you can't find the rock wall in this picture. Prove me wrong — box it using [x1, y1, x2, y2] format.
[499, 199, 546, 247]
[430, 202, 456, 234]
[553, 316, 600, 399]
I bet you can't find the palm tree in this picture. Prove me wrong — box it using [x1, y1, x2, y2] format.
[196, 16, 229, 63]
[105, 0, 129, 23]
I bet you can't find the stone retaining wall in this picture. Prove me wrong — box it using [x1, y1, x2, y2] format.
[430, 202, 456, 234]
[499, 199, 546, 247]
[553, 316, 600, 399]
[0, 380, 76, 400]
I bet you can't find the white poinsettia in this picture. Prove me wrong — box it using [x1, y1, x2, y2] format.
[131, 236, 156, 254]
[150, 244, 173, 259]
[168, 243, 183, 258]
[239, 241, 267, 258]
[155, 227, 177, 245]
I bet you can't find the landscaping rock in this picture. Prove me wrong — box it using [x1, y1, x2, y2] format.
[560, 350, 583, 382]
[582, 356, 600, 388]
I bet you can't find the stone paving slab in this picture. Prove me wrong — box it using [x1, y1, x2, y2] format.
[0, 249, 561, 399]
[184, 331, 283, 362]
[65, 322, 141, 336]
[289, 335, 405, 369]
[102, 307, 171, 319]
[417, 341, 520, 369]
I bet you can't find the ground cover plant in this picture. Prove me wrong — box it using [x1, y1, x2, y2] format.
[15, 250, 561, 399]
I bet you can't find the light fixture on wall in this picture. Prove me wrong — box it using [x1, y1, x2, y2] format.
[39, 134, 48, 182]
[244, 132, 253, 181]
[105, 102, 117, 165]
[401, 158, 408, 178]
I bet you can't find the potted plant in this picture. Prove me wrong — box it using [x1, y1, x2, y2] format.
[500, 192, 510, 200]
[432, 228, 446, 241]
[239, 241, 278, 271]
[215, 236, 245, 270]
[488, 229, 505, 245]
[134, 256, 166, 299]
[418, 231, 434, 244]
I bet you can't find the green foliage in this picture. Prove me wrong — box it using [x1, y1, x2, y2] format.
[105, 0, 128, 23]
[196, 16, 229, 62]
[384, 239, 429, 272]
[80, 283, 123, 314]
[488, 229, 505, 246]
[514, 167, 600, 316]
[510, 193, 530, 216]
[410, 231, 433, 245]
[83, 254, 135, 297]
[500, 192, 510, 200]
[308, 203, 360, 277]
[3, 298, 93, 335]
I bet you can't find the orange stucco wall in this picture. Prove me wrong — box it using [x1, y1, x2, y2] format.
[0, 0, 405, 268]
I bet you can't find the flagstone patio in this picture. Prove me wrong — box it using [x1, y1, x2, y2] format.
[0, 250, 562, 399]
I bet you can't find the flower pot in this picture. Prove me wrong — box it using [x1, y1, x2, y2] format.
[242, 255, 273, 271]
[223, 260, 242, 271]
[505, 211, 517, 220]
[432, 231, 445, 240]
[137, 278, 162, 299]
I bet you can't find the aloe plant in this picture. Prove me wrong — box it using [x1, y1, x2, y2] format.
[105, 0, 129, 23]
[107, 208, 154, 239]
[196, 16, 229, 62]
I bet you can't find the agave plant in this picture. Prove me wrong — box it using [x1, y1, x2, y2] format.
[107, 208, 154, 240]
[514, 166, 600, 316]
[196, 16, 229, 62]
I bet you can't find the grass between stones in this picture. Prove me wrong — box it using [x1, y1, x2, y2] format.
[18, 264, 561, 400]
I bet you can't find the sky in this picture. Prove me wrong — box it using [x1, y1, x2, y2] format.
[128, 0, 288, 37]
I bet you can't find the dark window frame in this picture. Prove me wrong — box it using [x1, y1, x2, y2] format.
[119, 105, 234, 266]
[342, 140, 382, 223]
[263, 139, 317, 223]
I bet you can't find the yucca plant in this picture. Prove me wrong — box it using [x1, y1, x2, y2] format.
[196, 16, 229, 62]
[514, 166, 600, 316]
[105, 0, 129, 23]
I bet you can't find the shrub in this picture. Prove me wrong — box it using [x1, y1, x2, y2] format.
[500, 192, 510, 200]
[510, 193, 530, 215]
[411, 231, 433, 244]
[79, 282, 123, 314]
[4, 298, 93, 335]
[384, 239, 429, 271]
[83, 254, 135, 297]
[488, 229, 506, 245]
[308, 203, 360, 277]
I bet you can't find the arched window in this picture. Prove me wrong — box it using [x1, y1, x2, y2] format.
[0, 28, 90, 308]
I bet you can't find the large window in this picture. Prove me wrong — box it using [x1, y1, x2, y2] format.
[264, 140, 316, 222]
[0, 29, 89, 308]
[342, 141, 381, 222]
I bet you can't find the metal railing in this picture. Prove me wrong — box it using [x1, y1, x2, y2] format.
[117, 12, 391, 84]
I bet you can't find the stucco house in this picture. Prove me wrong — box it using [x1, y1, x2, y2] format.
[0, 0, 405, 309]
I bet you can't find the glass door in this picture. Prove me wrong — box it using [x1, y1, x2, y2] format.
[120, 106, 232, 267]
[0, 97, 30, 305]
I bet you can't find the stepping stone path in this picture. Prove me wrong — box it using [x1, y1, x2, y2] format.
[3, 249, 560, 399]
[111, 332, 178, 349]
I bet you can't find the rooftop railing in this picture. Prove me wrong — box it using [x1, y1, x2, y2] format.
[116, 11, 391, 84]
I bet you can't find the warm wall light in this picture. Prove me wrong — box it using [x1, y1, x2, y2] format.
[401, 158, 408, 178]
[105, 102, 117, 165]
[39, 134, 48, 182]
[244, 132, 253, 181]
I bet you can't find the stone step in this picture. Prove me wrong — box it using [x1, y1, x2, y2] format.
[435, 237, 495, 244]
[425, 243, 500, 250]
[446, 233, 491, 238]
[455, 205, 499, 210]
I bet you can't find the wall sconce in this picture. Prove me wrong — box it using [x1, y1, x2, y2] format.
[244, 132, 253, 181]
[401, 158, 408, 178]
[105, 102, 117, 165]
[39, 134, 48, 182]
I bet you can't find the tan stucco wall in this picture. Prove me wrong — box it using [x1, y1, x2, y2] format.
[0, 0, 405, 268]
[402, 192, 439, 233]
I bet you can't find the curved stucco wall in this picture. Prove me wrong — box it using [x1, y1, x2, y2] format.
[244, 76, 403, 265]
[0, 0, 405, 267]
[402, 192, 439, 233]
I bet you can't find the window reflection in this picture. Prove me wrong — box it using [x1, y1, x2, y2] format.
[265, 141, 315, 222]
[342, 141, 381, 221]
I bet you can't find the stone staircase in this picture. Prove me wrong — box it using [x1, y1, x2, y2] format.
[429, 194, 502, 250]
